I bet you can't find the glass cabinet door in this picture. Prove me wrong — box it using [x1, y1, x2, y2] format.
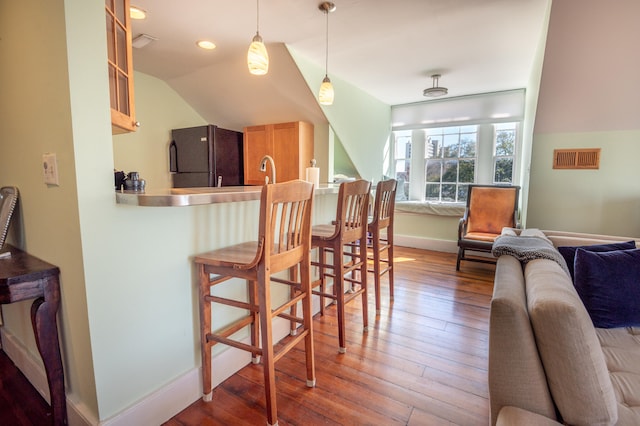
[106, 0, 136, 133]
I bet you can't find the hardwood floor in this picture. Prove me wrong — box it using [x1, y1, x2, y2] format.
[0, 348, 52, 425]
[167, 246, 496, 426]
[0, 247, 496, 426]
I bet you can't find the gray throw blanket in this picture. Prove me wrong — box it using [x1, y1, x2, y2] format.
[492, 235, 571, 276]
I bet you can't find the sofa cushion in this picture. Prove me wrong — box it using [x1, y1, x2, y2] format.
[489, 255, 557, 425]
[557, 240, 637, 280]
[596, 327, 640, 424]
[574, 248, 640, 328]
[525, 259, 618, 425]
[496, 406, 562, 426]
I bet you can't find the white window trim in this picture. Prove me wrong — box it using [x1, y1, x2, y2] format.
[390, 121, 522, 215]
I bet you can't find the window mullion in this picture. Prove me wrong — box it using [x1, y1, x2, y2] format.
[409, 129, 426, 201]
[476, 124, 494, 185]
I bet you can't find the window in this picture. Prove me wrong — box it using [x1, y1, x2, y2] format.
[391, 122, 519, 204]
[425, 126, 477, 203]
[493, 123, 516, 183]
[394, 134, 411, 200]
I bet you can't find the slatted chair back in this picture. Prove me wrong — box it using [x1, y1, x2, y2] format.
[336, 179, 371, 244]
[260, 180, 314, 273]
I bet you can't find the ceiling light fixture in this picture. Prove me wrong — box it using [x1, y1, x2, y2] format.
[318, 2, 336, 106]
[197, 40, 216, 50]
[247, 0, 268, 75]
[423, 74, 448, 97]
[129, 6, 147, 20]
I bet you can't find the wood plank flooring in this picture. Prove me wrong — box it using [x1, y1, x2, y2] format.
[0, 246, 495, 426]
[0, 348, 51, 425]
[166, 246, 496, 426]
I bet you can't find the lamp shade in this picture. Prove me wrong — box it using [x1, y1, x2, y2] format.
[318, 76, 334, 105]
[247, 34, 269, 75]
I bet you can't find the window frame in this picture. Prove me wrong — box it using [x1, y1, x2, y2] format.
[390, 120, 521, 206]
[492, 122, 518, 185]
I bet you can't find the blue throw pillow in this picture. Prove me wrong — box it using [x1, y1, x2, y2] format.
[558, 241, 637, 280]
[573, 248, 640, 328]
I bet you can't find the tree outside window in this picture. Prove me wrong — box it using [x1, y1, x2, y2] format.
[425, 126, 477, 203]
[391, 122, 519, 205]
[494, 123, 516, 183]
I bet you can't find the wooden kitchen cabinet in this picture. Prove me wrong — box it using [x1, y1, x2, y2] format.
[243, 121, 314, 185]
[106, 0, 137, 134]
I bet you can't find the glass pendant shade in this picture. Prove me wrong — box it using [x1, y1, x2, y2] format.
[318, 2, 336, 105]
[247, 33, 269, 75]
[318, 75, 334, 105]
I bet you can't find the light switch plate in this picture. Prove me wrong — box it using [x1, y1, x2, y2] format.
[43, 153, 59, 185]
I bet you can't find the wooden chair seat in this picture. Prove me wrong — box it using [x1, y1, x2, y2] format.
[195, 180, 316, 426]
[195, 241, 261, 268]
[309, 223, 338, 239]
[462, 232, 500, 242]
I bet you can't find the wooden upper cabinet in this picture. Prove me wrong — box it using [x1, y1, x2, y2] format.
[106, 0, 137, 134]
[243, 122, 314, 185]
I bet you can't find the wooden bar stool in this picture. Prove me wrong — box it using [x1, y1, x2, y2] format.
[311, 179, 371, 353]
[367, 179, 397, 315]
[195, 180, 316, 426]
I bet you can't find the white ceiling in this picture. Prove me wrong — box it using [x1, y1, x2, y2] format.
[129, 0, 550, 120]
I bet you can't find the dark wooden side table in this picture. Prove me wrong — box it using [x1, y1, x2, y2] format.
[0, 244, 67, 426]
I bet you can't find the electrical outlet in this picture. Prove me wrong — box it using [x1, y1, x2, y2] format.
[43, 153, 59, 185]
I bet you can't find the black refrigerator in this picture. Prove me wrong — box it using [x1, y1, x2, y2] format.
[169, 125, 244, 188]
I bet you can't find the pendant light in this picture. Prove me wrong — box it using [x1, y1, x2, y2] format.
[247, 0, 268, 75]
[423, 74, 448, 97]
[318, 2, 336, 105]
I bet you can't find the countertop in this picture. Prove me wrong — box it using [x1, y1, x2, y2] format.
[115, 184, 341, 207]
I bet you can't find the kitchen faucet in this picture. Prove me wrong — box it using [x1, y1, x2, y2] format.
[259, 155, 276, 184]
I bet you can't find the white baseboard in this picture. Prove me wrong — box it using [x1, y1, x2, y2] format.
[1, 330, 51, 401]
[101, 318, 293, 425]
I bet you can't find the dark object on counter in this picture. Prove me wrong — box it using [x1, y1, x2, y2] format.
[169, 125, 244, 188]
[114, 170, 126, 190]
[124, 171, 146, 192]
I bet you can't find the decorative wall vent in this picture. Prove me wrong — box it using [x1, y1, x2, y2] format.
[553, 148, 600, 169]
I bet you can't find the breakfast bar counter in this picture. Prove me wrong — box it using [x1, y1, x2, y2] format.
[115, 184, 341, 207]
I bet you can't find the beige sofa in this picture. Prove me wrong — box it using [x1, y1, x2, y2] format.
[489, 230, 640, 426]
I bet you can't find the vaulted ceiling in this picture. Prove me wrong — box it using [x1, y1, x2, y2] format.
[129, 0, 550, 130]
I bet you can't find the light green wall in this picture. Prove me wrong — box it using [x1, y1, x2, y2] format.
[527, 131, 640, 236]
[113, 72, 208, 189]
[518, 1, 552, 228]
[287, 48, 391, 182]
[333, 134, 359, 178]
[1, 0, 239, 421]
[0, 0, 99, 417]
[528, 0, 640, 237]
[88, 72, 211, 418]
[395, 213, 459, 246]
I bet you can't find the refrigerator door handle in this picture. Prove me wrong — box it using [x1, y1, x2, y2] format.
[169, 140, 178, 173]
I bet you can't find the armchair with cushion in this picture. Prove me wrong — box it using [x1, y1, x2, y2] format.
[456, 184, 520, 271]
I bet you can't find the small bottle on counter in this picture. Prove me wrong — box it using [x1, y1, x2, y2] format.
[124, 171, 146, 192]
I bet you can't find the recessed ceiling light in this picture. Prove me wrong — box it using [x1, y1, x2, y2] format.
[130, 6, 147, 20]
[197, 40, 216, 50]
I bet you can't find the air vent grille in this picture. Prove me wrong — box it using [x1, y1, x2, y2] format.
[553, 148, 600, 169]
